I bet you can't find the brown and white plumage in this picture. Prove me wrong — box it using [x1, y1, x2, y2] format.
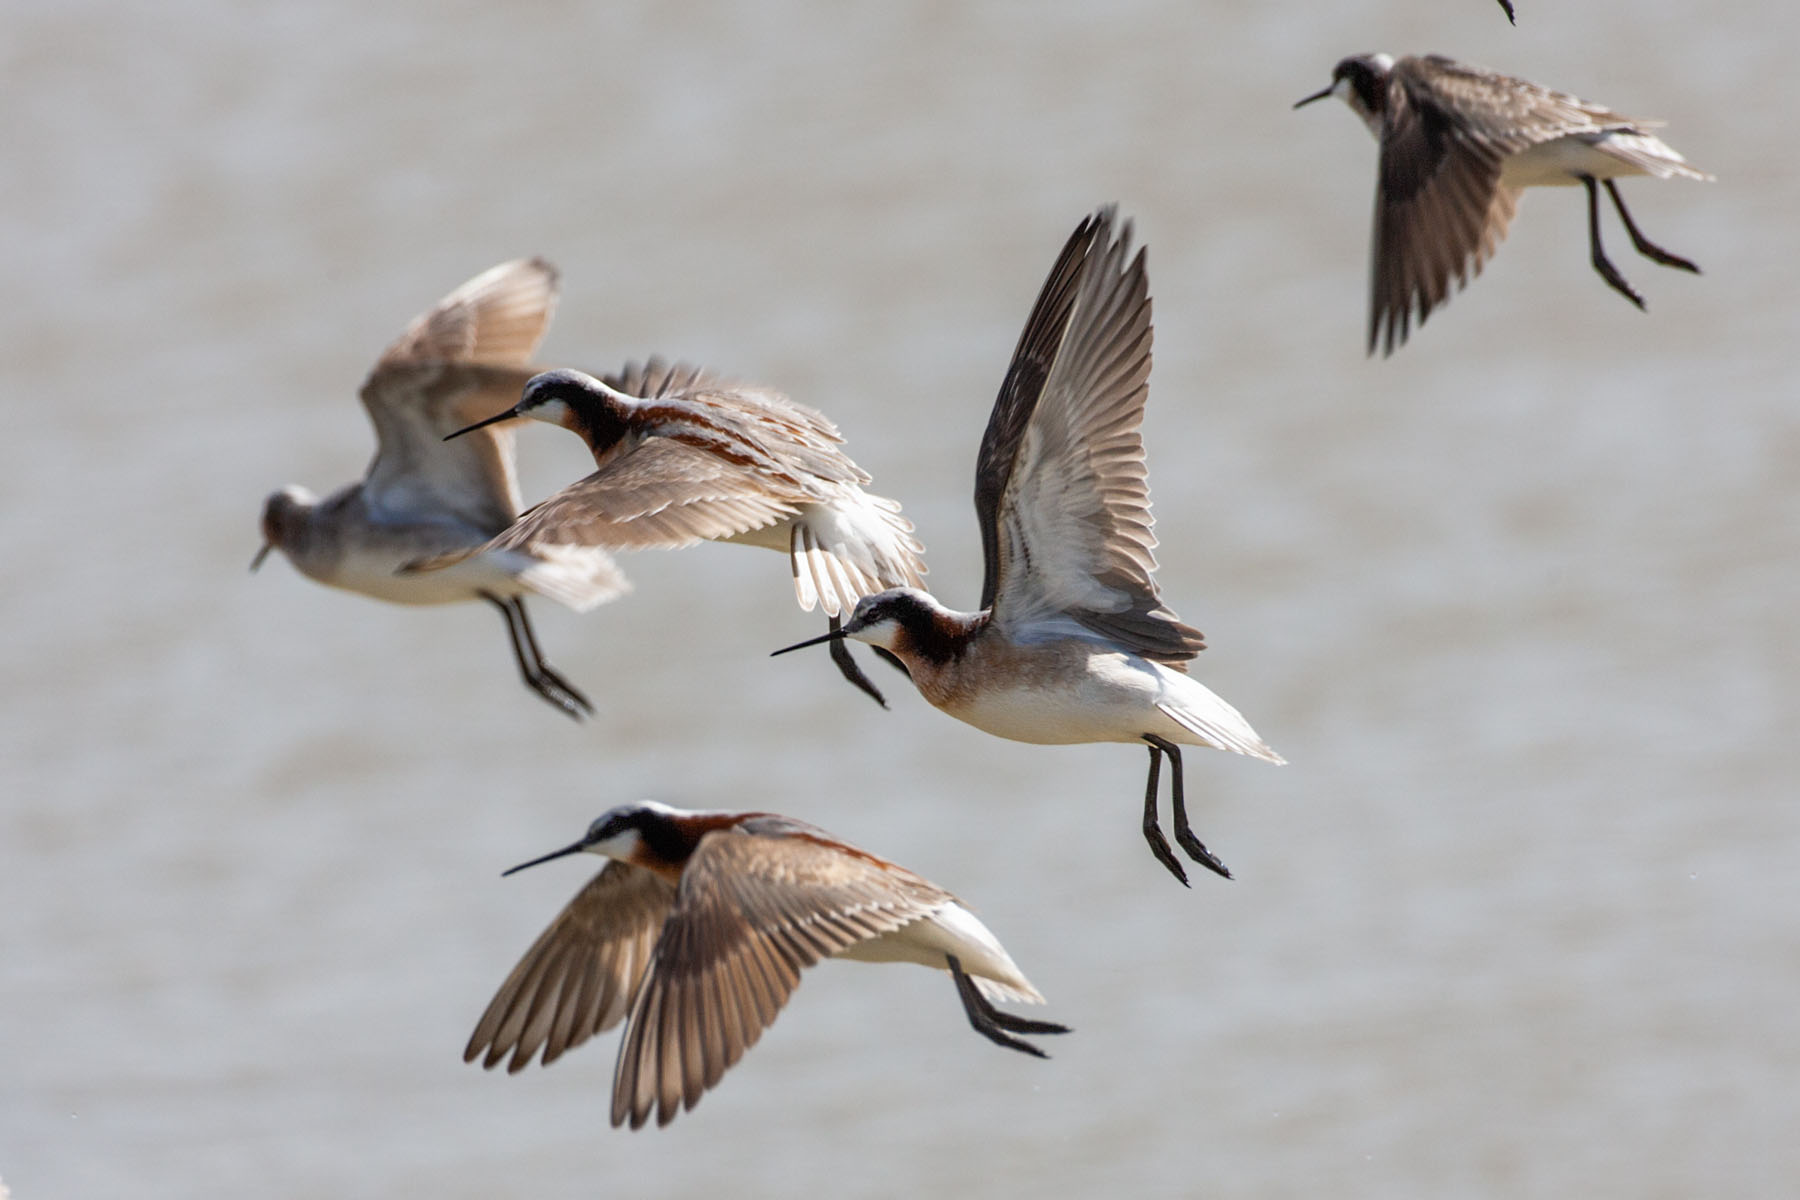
[972, 205, 1201, 666]
[440, 362, 924, 616]
[424, 358, 927, 705]
[774, 209, 1282, 887]
[253, 258, 624, 718]
[1296, 53, 1711, 355]
[465, 801, 1063, 1129]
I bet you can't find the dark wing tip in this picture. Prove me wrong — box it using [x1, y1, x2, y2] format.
[973, 208, 1115, 609]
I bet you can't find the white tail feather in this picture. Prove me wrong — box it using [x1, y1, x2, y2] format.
[1156, 689, 1286, 765]
[786, 492, 926, 616]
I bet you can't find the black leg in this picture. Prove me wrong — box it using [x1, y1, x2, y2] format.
[1583, 175, 1646, 310]
[1141, 741, 1189, 887]
[506, 597, 594, 715]
[1146, 734, 1232, 881]
[827, 615, 889, 709]
[482, 594, 592, 720]
[947, 955, 1069, 1059]
[1603, 179, 1701, 273]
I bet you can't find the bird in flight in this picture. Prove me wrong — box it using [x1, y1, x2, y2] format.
[465, 800, 1067, 1128]
[253, 258, 621, 718]
[774, 209, 1283, 886]
[1296, 53, 1710, 355]
[420, 360, 927, 707]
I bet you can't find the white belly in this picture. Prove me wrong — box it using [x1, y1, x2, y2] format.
[938, 646, 1283, 762]
[1502, 132, 1651, 187]
[295, 515, 527, 606]
[835, 902, 1042, 1005]
[327, 546, 520, 605]
[945, 650, 1173, 745]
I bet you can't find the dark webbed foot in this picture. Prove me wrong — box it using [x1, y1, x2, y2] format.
[948, 955, 1069, 1058]
[1604, 179, 1702, 273]
[1173, 826, 1232, 881]
[527, 663, 594, 720]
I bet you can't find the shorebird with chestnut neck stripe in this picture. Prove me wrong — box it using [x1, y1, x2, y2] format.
[773, 209, 1283, 887]
[1296, 53, 1711, 355]
[253, 258, 622, 719]
[465, 800, 1066, 1129]
[422, 360, 925, 707]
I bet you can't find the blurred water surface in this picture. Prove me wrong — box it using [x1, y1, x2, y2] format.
[3, 1, 1796, 1197]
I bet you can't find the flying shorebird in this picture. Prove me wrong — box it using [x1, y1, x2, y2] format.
[253, 258, 623, 719]
[465, 800, 1066, 1129]
[772, 208, 1283, 887]
[1295, 53, 1711, 355]
[419, 361, 927, 707]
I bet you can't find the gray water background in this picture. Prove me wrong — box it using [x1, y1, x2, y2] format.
[3, 1, 1796, 1196]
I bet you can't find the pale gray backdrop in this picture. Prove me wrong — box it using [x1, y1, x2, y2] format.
[4, 1, 1795, 1197]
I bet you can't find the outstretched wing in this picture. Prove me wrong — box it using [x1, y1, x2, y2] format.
[360, 258, 559, 527]
[974, 212, 1097, 609]
[464, 860, 676, 1074]
[1369, 58, 1539, 356]
[611, 821, 947, 1129]
[483, 435, 806, 554]
[980, 208, 1204, 664]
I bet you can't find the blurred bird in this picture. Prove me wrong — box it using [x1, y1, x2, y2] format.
[422, 360, 927, 707]
[466, 800, 1066, 1129]
[253, 258, 622, 719]
[773, 209, 1283, 887]
[1296, 53, 1711, 355]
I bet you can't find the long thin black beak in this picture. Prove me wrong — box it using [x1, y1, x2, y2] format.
[1293, 85, 1334, 109]
[770, 628, 848, 657]
[502, 839, 587, 877]
[444, 408, 519, 442]
[249, 543, 274, 572]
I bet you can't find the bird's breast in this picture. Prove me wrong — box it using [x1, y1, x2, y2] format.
[919, 639, 1163, 745]
[1501, 133, 1648, 187]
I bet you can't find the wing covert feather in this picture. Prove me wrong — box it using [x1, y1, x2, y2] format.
[484, 436, 804, 554]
